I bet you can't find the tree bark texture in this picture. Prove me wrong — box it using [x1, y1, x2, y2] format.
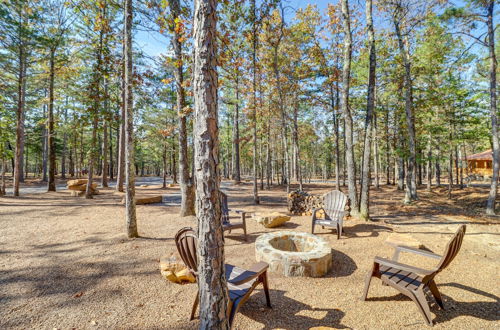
[393, 4, 418, 202]
[13, 45, 27, 196]
[359, 0, 376, 221]
[252, 0, 260, 203]
[171, 0, 196, 216]
[486, 0, 498, 215]
[231, 74, 241, 183]
[193, 0, 229, 328]
[124, 0, 138, 237]
[340, 0, 359, 216]
[47, 50, 56, 192]
[116, 30, 126, 193]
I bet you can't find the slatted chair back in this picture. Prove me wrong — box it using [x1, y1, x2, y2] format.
[175, 227, 198, 275]
[220, 192, 230, 225]
[434, 224, 466, 274]
[323, 190, 348, 220]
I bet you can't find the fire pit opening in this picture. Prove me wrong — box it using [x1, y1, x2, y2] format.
[255, 231, 332, 277]
[269, 236, 315, 252]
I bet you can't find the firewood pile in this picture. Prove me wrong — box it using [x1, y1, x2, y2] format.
[287, 190, 324, 216]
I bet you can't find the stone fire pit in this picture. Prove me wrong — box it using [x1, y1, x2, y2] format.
[255, 231, 332, 277]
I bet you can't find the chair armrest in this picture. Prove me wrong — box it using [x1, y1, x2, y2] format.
[374, 257, 434, 276]
[312, 208, 324, 221]
[225, 262, 268, 285]
[394, 245, 442, 260]
[229, 209, 246, 215]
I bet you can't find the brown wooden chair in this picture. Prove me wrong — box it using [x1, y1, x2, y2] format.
[362, 225, 466, 326]
[311, 190, 348, 239]
[221, 191, 247, 240]
[175, 227, 271, 327]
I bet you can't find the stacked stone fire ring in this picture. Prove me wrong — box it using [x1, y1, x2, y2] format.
[255, 231, 332, 277]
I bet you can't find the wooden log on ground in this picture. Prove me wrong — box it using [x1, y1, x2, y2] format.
[122, 195, 163, 205]
[67, 179, 88, 186]
[68, 183, 98, 191]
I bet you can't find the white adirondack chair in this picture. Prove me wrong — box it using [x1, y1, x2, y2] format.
[311, 190, 348, 239]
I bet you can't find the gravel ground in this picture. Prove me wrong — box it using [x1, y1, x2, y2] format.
[0, 181, 499, 329]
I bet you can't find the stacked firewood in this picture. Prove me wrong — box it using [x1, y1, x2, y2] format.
[287, 190, 324, 216]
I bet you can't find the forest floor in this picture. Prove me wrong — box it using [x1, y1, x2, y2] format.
[0, 179, 499, 329]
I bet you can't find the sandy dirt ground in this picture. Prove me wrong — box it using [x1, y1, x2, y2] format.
[0, 180, 499, 329]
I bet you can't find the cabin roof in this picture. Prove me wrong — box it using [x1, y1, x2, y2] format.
[466, 149, 493, 161]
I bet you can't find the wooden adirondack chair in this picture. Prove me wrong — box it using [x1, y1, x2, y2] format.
[311, 190, 348, 239]
[362, 225, 466, 326]
[175, 227, 271, 327]
[221, 192, 247, 240]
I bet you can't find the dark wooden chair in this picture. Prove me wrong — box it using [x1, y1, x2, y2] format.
[221, 192, 247, 240]
[311, 190, 348, 239]
[175, 227, 271, 327]
[362, 225, 466, 326]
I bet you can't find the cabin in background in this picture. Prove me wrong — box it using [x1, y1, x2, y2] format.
[466, 149, 493, 177]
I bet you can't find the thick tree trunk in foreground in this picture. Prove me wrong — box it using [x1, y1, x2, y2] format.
[340, 0, 359, 216]
[47, 50, 56, 192]
[171, 0, 195, 216]
[359, 0, 376, 221]
[124, 0, 138, 237]
[486, 1, 498, 215]
[193, 0, 229, 328]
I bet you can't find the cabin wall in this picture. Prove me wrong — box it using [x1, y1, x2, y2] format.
[467, 160, 493, 176]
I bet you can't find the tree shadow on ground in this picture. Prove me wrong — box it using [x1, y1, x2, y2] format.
[324, 249, 357, 278]
[240, 288, 349, 329]
[364, 282, 499, 325]
[313, 223, 392, 239]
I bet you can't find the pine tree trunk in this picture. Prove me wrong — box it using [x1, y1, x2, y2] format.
[86, 27, 103, 199]
[393, 6, 417, 202]
[124, 0, 138, 237]
[252, 0, 259, 203]
[333, 66, 341, 191]
[426, 134, 432, 191]
[171, 0, 195, 216]
[193, 0, 229, 327]
[232, 74, 241, 183]
[385, 107, 390, 185]
[102, 120, 109, 187]
[47, 50, 57, 191]
[162, 143, 167, 188]
[448, 142, 453, 200]
[373, 113, 380, 189]
[486, 0, 498, 215]
[61, 104, 68, 180]
[42, 102, 48, 182]
[116, 32, 126, 192]
[13, 44, 27, 196]
[109, 120, 114, 180]
[101, 77, 109, 187]
[293, 99, 302, 191]
[436, 144, 441, 187]
[340, 0, 358, 216]
[359, 0, 376, 221]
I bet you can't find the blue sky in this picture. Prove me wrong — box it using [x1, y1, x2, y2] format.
[136, 0, 476, 59]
